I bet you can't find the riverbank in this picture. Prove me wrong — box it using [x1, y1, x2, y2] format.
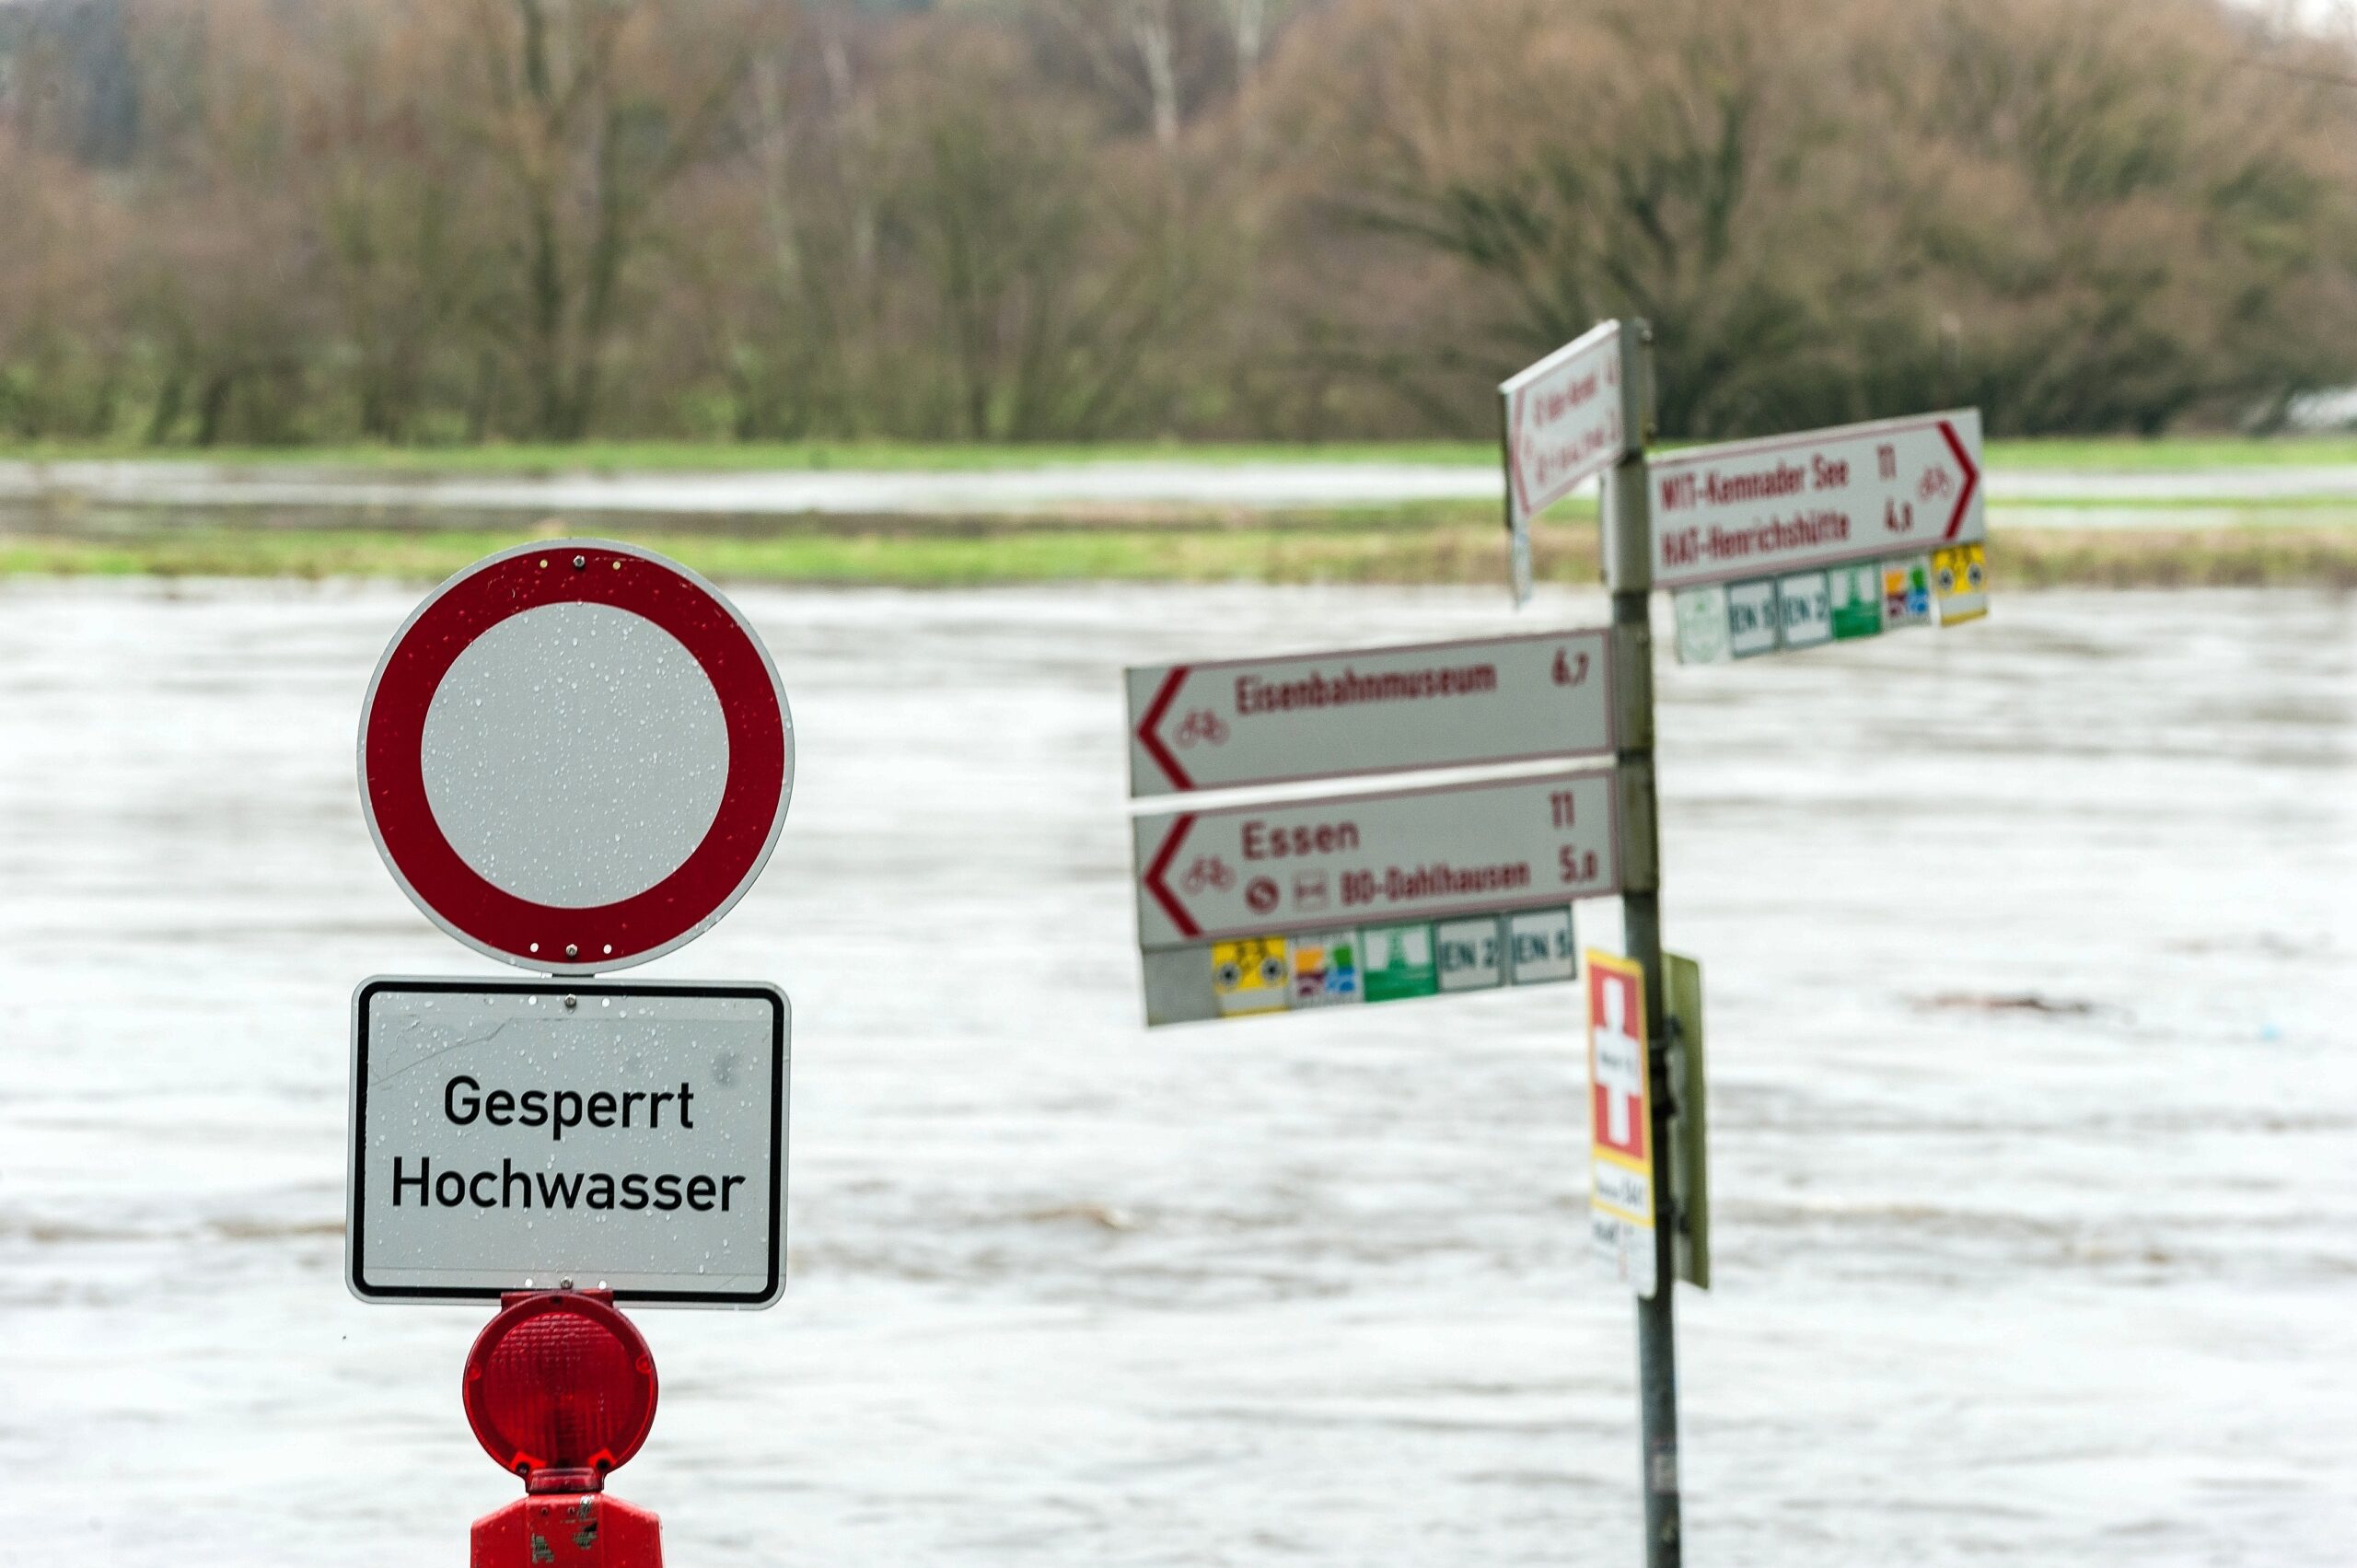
[7, 434, 2357, 473]
[7, 508, 2357, 587]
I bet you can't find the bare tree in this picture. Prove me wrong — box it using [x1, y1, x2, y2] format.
[6, 0, 2354, 444]
[452, 0, 780, 439]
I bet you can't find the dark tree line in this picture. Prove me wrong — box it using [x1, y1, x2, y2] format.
[2, 0, 2353, 446]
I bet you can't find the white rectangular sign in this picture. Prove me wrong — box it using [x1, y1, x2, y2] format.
[347, 978, 788, 1307]
[1500, 321, 1633, 602]
[1586, 950, 1657, 1299]
[1125, 629, 1615, 797]
[1132, 770, 1621, 950]
[1645, 409, 1983, 590]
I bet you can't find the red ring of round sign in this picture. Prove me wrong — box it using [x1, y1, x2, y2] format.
[359, 540, 792, 973]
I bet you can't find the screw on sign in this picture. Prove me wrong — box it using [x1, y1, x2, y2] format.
[465, 1292, 665, 1566]
[358, 539, 794, 974]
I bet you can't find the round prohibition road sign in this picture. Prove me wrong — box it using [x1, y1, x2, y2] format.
[359, 540, 792, 974]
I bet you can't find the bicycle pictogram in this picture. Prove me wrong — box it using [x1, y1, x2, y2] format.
[1180, 856, 1236, 894]
[1917, 466, 1956, 502]
[1174, 709, 1230, 748]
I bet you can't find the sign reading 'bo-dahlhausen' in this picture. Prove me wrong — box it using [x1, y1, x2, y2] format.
[1125, 628, 1616, 796]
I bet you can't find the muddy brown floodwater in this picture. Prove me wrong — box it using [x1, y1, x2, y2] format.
[0, 580, 2350, 1565]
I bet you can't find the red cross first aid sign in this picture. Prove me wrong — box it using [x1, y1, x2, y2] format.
[1586, 951, 1657, 1299]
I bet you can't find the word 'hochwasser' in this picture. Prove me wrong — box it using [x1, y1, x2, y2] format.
[384, 1073, 750, 1213]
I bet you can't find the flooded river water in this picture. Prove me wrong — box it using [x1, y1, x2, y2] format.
[1, 581, 2350, 1564]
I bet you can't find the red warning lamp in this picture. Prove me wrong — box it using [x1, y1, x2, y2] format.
[464, 1292, 658, 1493]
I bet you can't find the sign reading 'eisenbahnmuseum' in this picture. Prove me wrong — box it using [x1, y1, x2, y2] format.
[1126, 629, 1616, 796]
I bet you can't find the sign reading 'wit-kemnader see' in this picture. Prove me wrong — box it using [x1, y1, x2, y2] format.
[1643, 410, 1982, 591]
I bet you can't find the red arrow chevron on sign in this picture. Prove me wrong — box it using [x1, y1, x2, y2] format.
[1141, 810, 1201, 938]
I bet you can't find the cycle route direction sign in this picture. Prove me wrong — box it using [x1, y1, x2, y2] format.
[356, 538, 795, 975]
[1500, 320, 1642, 603]
[1125, 627, 1618, 797]
[1132, 769, 1624, 950]
[1641, 409, 1983, 591]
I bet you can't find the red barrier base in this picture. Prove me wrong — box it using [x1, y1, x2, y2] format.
[471, 1493, 663, 1568]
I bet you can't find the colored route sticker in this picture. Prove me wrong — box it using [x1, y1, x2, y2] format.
[1435, 916, 1505, 992]
[1508, 908, 1576, 983]
[1288, 931, 1363, 1007]
[1829, 563, 1883, 640]
[1933, 542, 1989, 625]
[1363, 923, 1439, 1003]
[1212, 937, 1290, 1016]
[1777, 570, 1832, 649]
[1883, 555, 1933, 628]
[1725, 580, 1779, 658]
[1673, 586, 1733, 665]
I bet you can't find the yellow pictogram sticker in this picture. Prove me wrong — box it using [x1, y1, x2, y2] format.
[1211, 936, 1290, 1016]
[1932, 542, 1988, 625]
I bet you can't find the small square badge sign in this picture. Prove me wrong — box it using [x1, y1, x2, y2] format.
[1882, 554, 1933, 628]
[1725, 580, 1779, 657]
[1363, 923, 1438, 1003]
[1828, 562, 1883, 640]
[1933, 542, 1989, 625]
[1673, 585, 1733, 665]
[1435, 917, 1505, 992]
[1211, 937, 1289, 1016]
[1777, 570, 1832, 648]
[1287, 931, 1363, 1007]
[1508, 908, 1576, 984]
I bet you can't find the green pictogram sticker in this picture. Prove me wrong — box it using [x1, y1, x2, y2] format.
[1829, 563, 1883, 640]
[1363, 923, 1439, 1002]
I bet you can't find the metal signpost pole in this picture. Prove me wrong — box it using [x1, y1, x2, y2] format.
[1602, 322, 1681, 1567]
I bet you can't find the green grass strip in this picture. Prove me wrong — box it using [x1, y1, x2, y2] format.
[8, 517, 2357, 588]
[5, 434, 2357, 473]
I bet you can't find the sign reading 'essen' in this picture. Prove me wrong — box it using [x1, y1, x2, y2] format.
[347, 979, 788, 1307]
[1133, 770, 1622, 950]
